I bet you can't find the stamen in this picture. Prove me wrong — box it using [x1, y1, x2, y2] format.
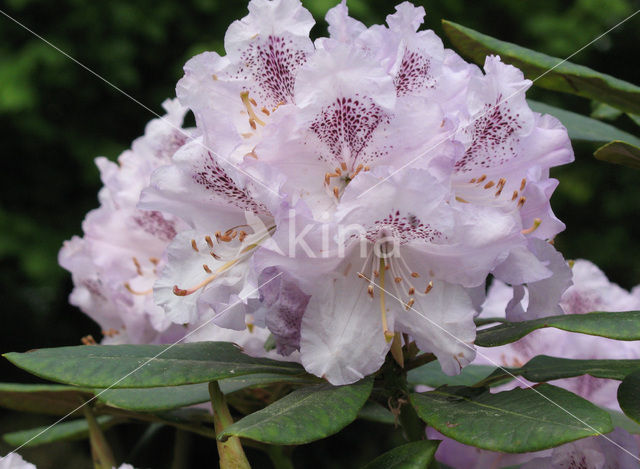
[324, 173, 331, 185]
[238, 231, 247, 242]
[203, 264, 212, 274]
[517, 196, 526, 208]
[394, 277, 402, 283]
[241, 132, 253, 139]
[405, 298, 415, 310]
[341, 162, 348, 171]
[408, 287, 415, 295]
[173, 258, 241, 296]
[364, 166, 370, 172]
[483, 181, 495, 189]
[261, 107, 270, 116]
[520, 178, 527, 191]
[81, 335, 97, 346]
[379, 258, 394, 342]
[240, 91, 266, 127]
[333, 186, 339, 198]
[335, 167, 342, 176]
[521, 218, 542, 235]
[149, 257, 159, 265]
[455, 196, 469, 203]
[212, 74, 218, 81]
[367, 285, 374, 298]
[424, 281, 433, 294]
[511, 190, 519, 201]
[352, 164, 363, 177]
[245, 149, 258, 159]
[469, 178, 476, 183]
[124, 283, 153, 296]
[191, 239, 199, 252]
[205, 235, 214, 248]
[132, 257, 143, 276]
[411, 272, 420, 278]
[211, 251, 221, 260]
[476, 174, 487, 183]
[373, 270, 379, 277]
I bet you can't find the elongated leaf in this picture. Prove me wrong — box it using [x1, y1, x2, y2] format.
[358, 401, 396, 425]
[475, 311, 640, 347]
[591, 102, 623, 121]
[0, 383, 92, 416]
[528, 100, 640, 145]
[618, 369, 640, 424]
[97, 374, 316, 412]
[480, 355, 640, 386]
[219, 378, 373, 445]
[594, 140, 640, 169]
[442, 20, 640, 114]
[362, 440, 440, 469]
[408, 362, 495, 388]
[606, 409, 640, 435]
[3, 416, 117, 448]
[410, 384, 612, 453]
[3, 342, 304, 388]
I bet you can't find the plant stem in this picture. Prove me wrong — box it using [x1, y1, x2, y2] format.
[209, 381, 251, 469]
[404, 353, 437, 371]
[266, 445, 295, 469]
[171, 429, 190, 469]
[83, 406, 116, 469]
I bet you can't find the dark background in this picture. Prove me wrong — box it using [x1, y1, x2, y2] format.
[1, 0, 639, 467]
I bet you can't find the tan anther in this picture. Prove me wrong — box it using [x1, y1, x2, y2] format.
[324, 173, 331, 185]
[476, 174, 487, 183]
[261, 107, 270, 116]
[517, 196, 526, 208]
[385, 265, 390, 271]
[353, 164, 364, 177]
[149, 257, 159, 265]
[333, 186, 340, 198]
[411, 272, 420, 278]
[408, 287, 415, 295]
[205, 235, 214, 248]
[367, 285, 374, 298]
[424, 281, 433, 294]
[211, 251, 221, 260]
[191, 239, 199, 252]
[203, 264, 212, 274]
[373, 270, 379, 277]
[238, 231, 247, 242]
[245, 149, 258, 159]
[469, 178, 476, 183]
[335, 167, 342, 176]
[173, 285, 188, 296]
[212, 74, 218, 81]
[249, 97, 257, 106]
[484, 181, 495, 189]
[341, 162, 348, 171]
[249, 119, 257, 130]
[405, 298, 415, 310]
[81, 335, 97, 346]
[520, 178, 526, 191]
[358, 272, 366, 279]
[241, 133, 253, 139]
[364, 166, 370, 172]
[394, 277, 402, 284]
[511, 190, 519, 201]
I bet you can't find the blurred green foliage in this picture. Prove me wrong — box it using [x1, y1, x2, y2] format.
[0, 0, 639, 467]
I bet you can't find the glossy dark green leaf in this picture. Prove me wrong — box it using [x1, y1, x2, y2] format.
[590, 102, 623, 121]
[410, 384, 612, 453]
[594, 140, 640, 169]
[3, 416, 117, 448]
[479, 355, 640, 386]
[408, 362, 495, 388]
[97, 374, 315, 412]
[528, 100, 640, 145]
[475, 311, 640, 347]
[3, 342, 304, 388]
[0, 383, 92, 416]
[442, 20, 640, 114]
[357, 401, 395, 425]
[362, 440, 440, 469]
[618, 369, 640, 424]
[219, 378, 373, 445]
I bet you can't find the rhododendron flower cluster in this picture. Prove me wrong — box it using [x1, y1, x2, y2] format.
[62, 0, 575, 385]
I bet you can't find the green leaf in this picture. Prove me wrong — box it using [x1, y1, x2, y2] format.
[590, 102, 623, 121]
[3, 342, 305, 388]
[362, 440, 440, 469]
[528, 100, 640, 146]
[442, 20, 640, 114]
[475, 311, 640, 347]
[410, 384, 612, 453]
[219, 378, 373, 445]
[0, 383, 92, 416]
[628, 113, 640, 127]
[408, 362, 495, 388]
[618, 369, 640, 424]
[3, 416, 117, 448]
[357, 401, 396, 425]
[97, 374, 316, 412]
[480, 355, 640, 386]
[606, 409, 640, 435]
[594, 140, 640, 169]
